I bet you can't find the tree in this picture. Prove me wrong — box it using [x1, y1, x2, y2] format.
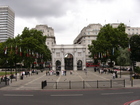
[0, 38, 18, 67]
[20, 27, 51, 69]
[0, 27, 51, 69]
[117, 47, 131, 66]
[130, 35, 140, 61]
[88, 23, 129, 65]
[129, 34, 140, 73]
[135, 66, 140, 74]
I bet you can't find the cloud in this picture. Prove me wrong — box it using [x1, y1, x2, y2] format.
[1, 0, 78, 18]
[1, 0, 140, 44]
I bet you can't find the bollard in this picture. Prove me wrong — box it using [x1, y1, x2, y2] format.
[83, 81, 85, 89]
[110, 80, 112, 88]
[69, 81, 71, 89]
[41, 80, 47, 89]
[97, 80, 98, 88]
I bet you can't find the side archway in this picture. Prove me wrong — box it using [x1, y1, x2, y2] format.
[77, 60, 82, 70]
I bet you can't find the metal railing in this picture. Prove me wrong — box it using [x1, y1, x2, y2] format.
[42, 79, 125, 89]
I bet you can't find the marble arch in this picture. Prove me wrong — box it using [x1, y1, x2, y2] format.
[51, 44, 86, 71]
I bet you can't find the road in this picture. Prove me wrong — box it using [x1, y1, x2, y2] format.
[0, 88, 140, 105]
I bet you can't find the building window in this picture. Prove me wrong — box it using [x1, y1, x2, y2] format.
[39, 29, 44, 32]
[47, 42, 49, 45]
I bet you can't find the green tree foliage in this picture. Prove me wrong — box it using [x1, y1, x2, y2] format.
[117, 47, 131, 66]
[135, 66, 140, 74]
[88, 23, 129, 64]
[0, 38, 17, 67]
[130, 35, 140, 61]
[0, 27, 51, 68]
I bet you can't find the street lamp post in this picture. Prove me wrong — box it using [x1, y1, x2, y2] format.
[120, 65, 121, 78]
[5, 60, 8, 85]
[15, 45, 17, 81]
[119, 57, 126, 78]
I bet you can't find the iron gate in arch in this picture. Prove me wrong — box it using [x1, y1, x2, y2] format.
[77, 60, 82, 70]
[64, 53, 73, 70]
[56, 60, 61, 70]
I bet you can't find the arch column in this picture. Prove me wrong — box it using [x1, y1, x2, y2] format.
[73, 49, 77, 71]
[52, 49, 55, 71]
[83, 48, 86, 70]
[61, 50, 65, 70]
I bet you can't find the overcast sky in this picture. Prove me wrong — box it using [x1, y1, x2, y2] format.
[1, 0, 140, 44]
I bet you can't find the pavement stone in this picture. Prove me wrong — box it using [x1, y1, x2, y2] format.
[0, 67, 139, 90]
[1, 68, 140, 105]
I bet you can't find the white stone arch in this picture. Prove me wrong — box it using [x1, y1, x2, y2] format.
[51, 44, 86, 71]
[54, 58, 62, 63]
[64, 52, 74, 58]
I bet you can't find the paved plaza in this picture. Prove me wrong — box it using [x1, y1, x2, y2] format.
[0, 67, 140, 90]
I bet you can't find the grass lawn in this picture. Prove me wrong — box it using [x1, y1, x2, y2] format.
[0, 71, 15, 76]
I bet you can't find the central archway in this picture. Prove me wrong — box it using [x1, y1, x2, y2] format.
[64, 53, 73, 70]
[55, 60, 61, 70]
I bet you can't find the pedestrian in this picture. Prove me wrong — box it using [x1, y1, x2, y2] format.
[56, 70, 60, 76]
[1, 76, 4, 82]
[64, 70, 67, 76]
[115, 71, 118, 78]
[61, 70, 64, 75]
[94, 67, 96, 72]
[70, 70, 73, 75]
[100, 68, 103, 74]
[104, 68, 107, 74]
[113, 72, 115, 79]
[46, 71, 48, 76]
[84, 67, 87, 75]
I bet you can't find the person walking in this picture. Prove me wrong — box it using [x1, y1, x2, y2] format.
[61, 70, 64, 75]
[64, 70, 67, 76]
[70, 70, 73, 75]
[113, 72, 115, 79]
[84, 67, 87, 75]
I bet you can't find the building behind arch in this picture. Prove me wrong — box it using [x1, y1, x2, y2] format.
[33, 23, 140, 71]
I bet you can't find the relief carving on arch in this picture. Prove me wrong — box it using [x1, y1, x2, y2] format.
[54, 58, 61, 62]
